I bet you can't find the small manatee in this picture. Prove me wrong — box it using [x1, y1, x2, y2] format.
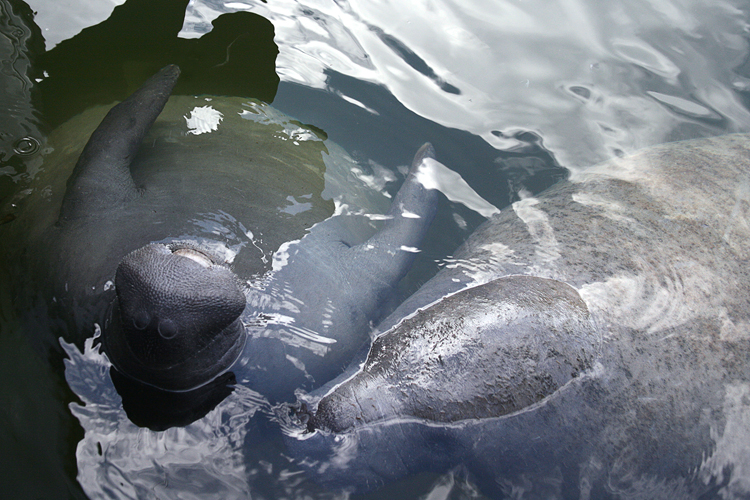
[4, 65, 439, 409]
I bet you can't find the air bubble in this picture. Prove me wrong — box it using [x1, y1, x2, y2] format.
[13, 137, 40, 157]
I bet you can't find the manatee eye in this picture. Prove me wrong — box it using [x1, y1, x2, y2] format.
[133, 311, 150, 330]
[158, 318, 178, 339]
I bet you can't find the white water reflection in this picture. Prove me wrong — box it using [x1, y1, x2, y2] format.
[26, 0, 125, 48]
[416, 157, 499, 218]
[23, 0, 750, 166]
[179, 0, 750, 167]
[185, 105, 224, 135]
[62, 328, 262, 499]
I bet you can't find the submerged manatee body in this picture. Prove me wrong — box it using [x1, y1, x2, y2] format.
[291, 134, 750, 499]
[3, 66, 438, 417]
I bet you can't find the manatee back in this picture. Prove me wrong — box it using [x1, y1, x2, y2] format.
[296, 134, 750, 497]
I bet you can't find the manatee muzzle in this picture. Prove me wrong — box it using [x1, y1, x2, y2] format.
[103, 243, 247, 391]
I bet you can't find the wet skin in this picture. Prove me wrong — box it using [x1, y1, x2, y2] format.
[8, 65, 439, 410]
[290, 133, 750, 499]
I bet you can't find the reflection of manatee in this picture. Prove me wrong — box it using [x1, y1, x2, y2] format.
[292, 135, 750, 498]
[4, 66, 438, 418]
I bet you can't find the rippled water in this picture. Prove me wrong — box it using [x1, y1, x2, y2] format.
[2, 0, 750, 498]
[181, 0, 750, 164]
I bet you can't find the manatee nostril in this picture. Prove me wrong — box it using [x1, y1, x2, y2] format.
[109, 241, 247, 390]
[133, 311, 150, 330]
[157, 318, 178, 339]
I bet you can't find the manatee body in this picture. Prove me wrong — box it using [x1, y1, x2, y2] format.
[291, 135, 750, 498]
[4, 66, 438, 410]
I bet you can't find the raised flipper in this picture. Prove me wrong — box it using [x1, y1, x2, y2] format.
[273, 142, 439, 320]
[59, 64, 181, 222]
[243, 144, 440, 395]
[283, 142, 440, 327]
[347, 143, 439, 288]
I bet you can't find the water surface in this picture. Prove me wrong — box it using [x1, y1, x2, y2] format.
[2, 0, 750, 498]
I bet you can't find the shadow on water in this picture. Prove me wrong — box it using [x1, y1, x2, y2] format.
[0, 0, 44, 200]
[0, 2, 86, 498]
[0, 0, 281, 205]
[36, 0, 279, 128]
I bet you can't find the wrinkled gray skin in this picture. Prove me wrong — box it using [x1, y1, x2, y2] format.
[289, 135, 750, 498]
[14, 65, 438, 400]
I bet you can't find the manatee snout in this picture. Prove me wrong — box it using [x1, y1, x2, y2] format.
[103, 243, 247, 391]
[306, 276, 600, 433]
[305, 386, 371, 433]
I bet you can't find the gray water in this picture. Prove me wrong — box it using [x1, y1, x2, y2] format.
[2, 0, 750, 498]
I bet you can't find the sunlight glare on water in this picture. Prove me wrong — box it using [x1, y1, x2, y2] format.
[28, 0, 126, 48]
[179, 0, 750, 167]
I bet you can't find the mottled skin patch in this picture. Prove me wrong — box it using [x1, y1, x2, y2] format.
[312, 276, 598, 432]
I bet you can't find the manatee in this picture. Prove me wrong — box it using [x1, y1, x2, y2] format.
[2, 65, 438, 411]
[289, 134, 750, 498]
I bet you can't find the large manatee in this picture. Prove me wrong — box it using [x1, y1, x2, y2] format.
[2, 65, 438, 421]
[289, 134, 750, 498]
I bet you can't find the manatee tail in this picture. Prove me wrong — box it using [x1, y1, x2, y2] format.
[58, 65, 181, 222]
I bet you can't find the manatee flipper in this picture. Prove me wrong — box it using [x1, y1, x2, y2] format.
[346, 143, 439, 289]
[254, 143, 440, 392]
[59, 65, 181, 222]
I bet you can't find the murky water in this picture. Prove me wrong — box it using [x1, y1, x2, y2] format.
[1, 0, 750, 498]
